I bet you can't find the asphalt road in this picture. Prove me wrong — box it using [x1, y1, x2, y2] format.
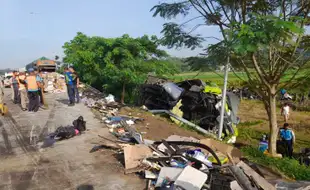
[0, 88, 145, 190]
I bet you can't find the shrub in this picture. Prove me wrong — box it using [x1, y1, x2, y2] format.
[241, 146, 310, 180]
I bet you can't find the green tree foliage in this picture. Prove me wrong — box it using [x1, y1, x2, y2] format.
[184, 56, 218, 71]
[151, 0, 310, 156]
[63, 32, 178, 103]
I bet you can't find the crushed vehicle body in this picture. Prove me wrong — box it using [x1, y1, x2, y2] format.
[139, 75, 240, 140]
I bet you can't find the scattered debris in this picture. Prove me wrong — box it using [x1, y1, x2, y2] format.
[79, 82, 279, 189]
[123, 144, 153, 174]
[42, 72, 66, 93]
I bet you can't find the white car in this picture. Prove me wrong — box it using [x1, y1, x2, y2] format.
[3, 77, 11, 88]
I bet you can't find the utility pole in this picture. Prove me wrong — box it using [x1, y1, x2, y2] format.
[218, 3, 235, 139]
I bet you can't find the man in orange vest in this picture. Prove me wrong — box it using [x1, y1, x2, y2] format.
[25, 68, 41, 112]
[18, 71, 28, 111]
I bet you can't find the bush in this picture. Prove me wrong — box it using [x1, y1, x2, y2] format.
[241, 146, 310, 180]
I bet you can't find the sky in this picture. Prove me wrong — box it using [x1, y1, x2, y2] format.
[0, 0, 222, 69]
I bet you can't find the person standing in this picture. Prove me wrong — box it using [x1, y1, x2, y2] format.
[18, 72, 28, 111]
[35, 69, 44, 106]
[69, 66, 80, 103]
[281, 103, 290, 122]
[12, 71, 20, 104]
[25, 68, 40, 112]
[10, 76, 14, 101]
[64, 67, 75, 106]
[279, 123, 295, 158]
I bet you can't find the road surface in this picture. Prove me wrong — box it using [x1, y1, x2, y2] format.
[0, 89, 145, 190]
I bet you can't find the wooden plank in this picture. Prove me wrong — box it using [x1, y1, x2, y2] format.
[236, 161, 275, 190]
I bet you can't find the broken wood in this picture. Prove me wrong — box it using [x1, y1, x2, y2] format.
[226, 152, 235, 165]
[236, 161, 275, 190]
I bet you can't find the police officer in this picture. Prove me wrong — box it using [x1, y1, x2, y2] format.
[279, 123, 295, 158]
[64, 67, 75, 106]
[69, 66, 80, 103]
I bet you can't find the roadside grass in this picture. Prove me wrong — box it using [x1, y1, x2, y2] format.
[241, 146, 310, 180]
[169, 72, 245, 86]
[238, 100, 310, 151]
[169, 71, 305, 87]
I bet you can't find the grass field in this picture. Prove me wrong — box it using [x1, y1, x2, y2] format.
[238, 100, 310, 151]
[169, 71, 305, 87]
[170, 71, 244, 81]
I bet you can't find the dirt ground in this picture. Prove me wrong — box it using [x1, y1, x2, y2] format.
[237, 100, 310, 150]
[0, 89, 145, 190]
[118, 107, 205, 141]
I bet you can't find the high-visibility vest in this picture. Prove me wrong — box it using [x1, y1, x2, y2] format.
[27, 76, 38, 91]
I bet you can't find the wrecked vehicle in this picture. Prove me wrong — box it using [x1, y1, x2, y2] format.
[139, 75, 240, 141]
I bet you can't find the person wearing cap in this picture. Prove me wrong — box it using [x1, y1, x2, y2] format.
[64, 67, 75, 106]
[69, 66, 80, 103]
[279, 123, 295, 158]
[258, 134, 269, 154]
[36, 70, 45, 106]
[18, 71, 28, 111]
[11, 71, 20, 104]
[25, 68, 41, 112]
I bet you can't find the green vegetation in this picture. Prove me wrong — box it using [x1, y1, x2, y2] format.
[238, 120, 264, 127]
[63, 32, 178, 103]
[152, 0, 310, 156]
[169, 71, 245, 87]
[241, 146, 310, 180]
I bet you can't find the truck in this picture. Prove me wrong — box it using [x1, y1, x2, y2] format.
[26, 57, 57, 72]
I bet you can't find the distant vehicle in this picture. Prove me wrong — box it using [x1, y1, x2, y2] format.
[3, 78, 11, 88]
[5, 72, 13, 78]
[3, 72, 13, 88]
[26, 57, 56, 72]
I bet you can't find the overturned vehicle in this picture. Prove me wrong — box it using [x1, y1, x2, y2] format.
[139, 75, 240, 141]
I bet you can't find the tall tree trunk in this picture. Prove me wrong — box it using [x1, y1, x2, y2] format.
[268, 87, 278, 156]
[121, 81, 126, 104]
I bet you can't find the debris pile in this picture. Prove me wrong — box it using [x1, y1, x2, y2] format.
[140, 76, 240, 140]
[42, 72, 66, 93]
[92, 129, 276, 190]
[78, 85, 124, 123]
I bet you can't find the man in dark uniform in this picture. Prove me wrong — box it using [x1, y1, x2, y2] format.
[69, 66, 80, 103]
[279, 123, 295, 158]
[64, 67, 75, 106]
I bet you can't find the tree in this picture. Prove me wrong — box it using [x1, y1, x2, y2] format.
[184, 56, 218, 71]
[151, 0, 310, 156]
[63, 32, 178, 104]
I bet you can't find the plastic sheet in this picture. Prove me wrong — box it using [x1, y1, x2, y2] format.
[161, 82, 184, 101]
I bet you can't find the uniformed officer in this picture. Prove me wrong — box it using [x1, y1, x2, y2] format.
[279, 123, 295, 158]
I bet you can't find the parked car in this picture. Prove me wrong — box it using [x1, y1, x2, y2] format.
[4, 77, 11, 88]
